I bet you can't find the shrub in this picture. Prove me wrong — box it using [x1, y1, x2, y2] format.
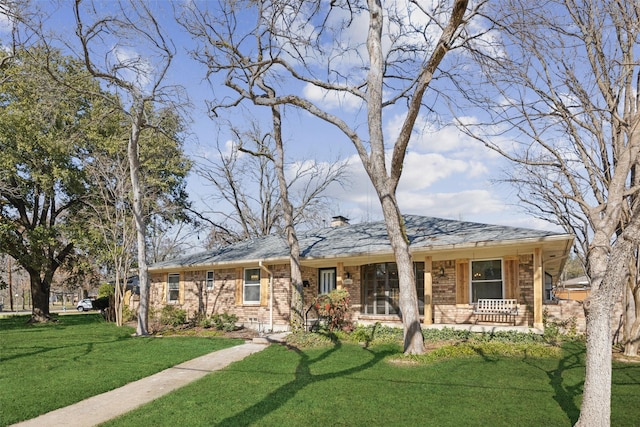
[211, 312, 238, 332]
[543, 308, 581, 343]
[285, 331, 337, 348]
[92, 296, 110, 311]
[312, 288, 351, 331]
[121, 305, 136, 322]
[402, 341, 561, 365]
[160, 305, 187, 327]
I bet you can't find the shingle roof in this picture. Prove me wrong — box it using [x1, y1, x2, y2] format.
[150, 215, 569, 270]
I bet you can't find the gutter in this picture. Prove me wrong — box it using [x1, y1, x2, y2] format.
[259, 261, 273, 333]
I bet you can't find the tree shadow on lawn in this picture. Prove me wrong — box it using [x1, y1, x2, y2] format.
[0, 314, 133, 363]
[0, 313, 107, 330]
[216, 336, 396, 426]
[523, 343, 585, 425]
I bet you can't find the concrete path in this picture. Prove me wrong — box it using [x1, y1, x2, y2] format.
[12, 341, 270, 427]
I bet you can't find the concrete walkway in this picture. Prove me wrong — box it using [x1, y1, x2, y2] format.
[12, 340, 273, 427]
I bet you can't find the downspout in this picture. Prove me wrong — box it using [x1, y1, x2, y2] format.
[259, 261, 273, 333]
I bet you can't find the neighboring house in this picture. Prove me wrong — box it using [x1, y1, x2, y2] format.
[149, 215, 574, 332]
[554, 275, 590, 301]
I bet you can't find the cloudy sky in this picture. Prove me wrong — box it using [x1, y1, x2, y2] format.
[0, 1, 558, 233]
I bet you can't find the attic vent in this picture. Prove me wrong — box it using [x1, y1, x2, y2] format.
[331, 215, 350, 227]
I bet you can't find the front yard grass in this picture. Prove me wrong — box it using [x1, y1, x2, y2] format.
[3, 315, 640, 427]
[0, 314, 242, 426]
[104, 339, 640, 427]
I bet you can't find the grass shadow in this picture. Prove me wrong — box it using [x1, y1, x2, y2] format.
[216, 341, 395, 426]
[524, 342, 584, 424]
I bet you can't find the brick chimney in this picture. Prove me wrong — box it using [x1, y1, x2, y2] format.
[330, 215, 350, 227]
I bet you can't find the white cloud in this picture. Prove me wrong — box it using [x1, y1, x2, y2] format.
[398, 189, 505, 218]
[386, 113, 500, 160]
[399, 152, 468, 191]
[323, 149, 507, 223]
[302, 83, 363, 112]
[112, 46, 154, 92]
[0, 14, 11, 35]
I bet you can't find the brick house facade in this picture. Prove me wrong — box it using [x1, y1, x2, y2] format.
[149, 215, 574, 332]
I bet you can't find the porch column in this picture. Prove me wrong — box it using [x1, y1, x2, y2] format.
[424, 256, 433, 325]
[533, 247, 543, 329]
[337, 262, 344, 290]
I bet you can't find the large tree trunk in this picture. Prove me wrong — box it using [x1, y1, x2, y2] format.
[129, 109, 150, 336]
[26, 244, 72, 323]
[271, 104, 304, 331]
[379, 195, 424, 354]
[578, 294, 614, 426]
[29, 274, 52, 322]
[577, 237, 634, 426]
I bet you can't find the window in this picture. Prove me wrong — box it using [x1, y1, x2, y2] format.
[243, 268, 261, 304]
[361, 262, 424, 316]
[471, 259, 503, 301]
[167, 273, 180, 303]
[206, 271, 214, 291]
[544, 272, 553, 301]
[318, 268, 336, 294]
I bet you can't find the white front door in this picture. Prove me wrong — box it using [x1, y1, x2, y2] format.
[319, 268, 336, 294]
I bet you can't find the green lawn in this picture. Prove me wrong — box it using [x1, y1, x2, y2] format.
[103, 341, 640, 427]
[2, 315, 640, 427]
[0, 314, 243, 426]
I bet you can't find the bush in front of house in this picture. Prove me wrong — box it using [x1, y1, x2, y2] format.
[313, 288, 351, 331]
[211, 312, 238, 332]
[122, 304, 136, 322]
[160, 305, 187, 327]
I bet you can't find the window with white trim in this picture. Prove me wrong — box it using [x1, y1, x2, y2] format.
[243, 268, 261, 304]
[167, 273, 180, 303]
[471, 259, 503, 301]
[206, 271, 214, 291]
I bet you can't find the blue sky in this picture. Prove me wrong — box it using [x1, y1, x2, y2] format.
[0, 1, 559, 233]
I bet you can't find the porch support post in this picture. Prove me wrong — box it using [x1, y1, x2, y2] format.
[533, 247, 543, 329]
[424, 256, 433, 325]
[337, 262, 344, 290]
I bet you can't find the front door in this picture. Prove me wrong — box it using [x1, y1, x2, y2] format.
[319, 268, 336, 294]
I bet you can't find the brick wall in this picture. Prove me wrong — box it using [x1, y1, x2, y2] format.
[150, 266, 294, 331]
[518, 254, 534, 308]
[150, 254, 596, 333]
[432, 261, 456, 305]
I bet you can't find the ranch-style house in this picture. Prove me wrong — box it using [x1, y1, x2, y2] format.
[148, 215, 575, 332]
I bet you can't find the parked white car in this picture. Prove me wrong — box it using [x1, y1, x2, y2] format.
[76, 299, 93, 311]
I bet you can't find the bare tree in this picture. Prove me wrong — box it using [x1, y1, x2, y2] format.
[457, 1, 640, 424]
[243, 111, 349, 331]
[83, 147, 136, 327]
[195, 124, 281, 246]
[181, 0, 477, 354]
[195, 119, 347, 246]
[74, 0, 188, 335]
[196, 115, 347, 330]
